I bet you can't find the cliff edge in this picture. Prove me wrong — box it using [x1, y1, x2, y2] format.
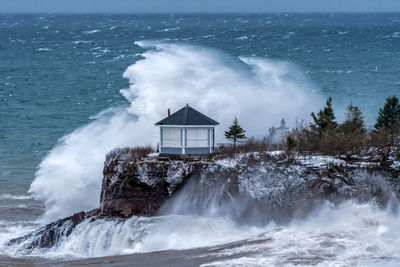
[6, 148, 400, 253]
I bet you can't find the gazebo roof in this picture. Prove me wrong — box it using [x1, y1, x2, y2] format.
[155, 104, 219, 126]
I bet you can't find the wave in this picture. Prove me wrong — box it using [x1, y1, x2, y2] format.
[35, 215, 265, 258]
[83, 29, 101, 34]
[8, 147, 400, 263]
[0, 221, 39, 250]
[0, 194, 32, 201]
[202, 200, 400, 266]
[29, 41, 320, 222]
[156, 27, 180, 32]
[235, 36, 249, 40]
[6, 199, 400, 265]
[29, 108, 144, 223]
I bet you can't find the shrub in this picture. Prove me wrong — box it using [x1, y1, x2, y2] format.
[285, 135, 297, 157]
[107, 146, 154, 162]
[288, 120, 319, 154]
[217, 138, 270, 157]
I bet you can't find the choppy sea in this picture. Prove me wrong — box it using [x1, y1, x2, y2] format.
[1, 13, 400, 266]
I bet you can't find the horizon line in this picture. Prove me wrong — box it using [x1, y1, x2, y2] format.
[2, 11, 400, 15]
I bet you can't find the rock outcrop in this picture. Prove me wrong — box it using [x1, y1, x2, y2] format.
[8, 211, 88, 252]
[6, 149, 400, 253]
[100, 148, 206, 217]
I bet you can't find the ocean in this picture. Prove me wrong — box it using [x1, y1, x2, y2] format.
[0, 13, 400, 266]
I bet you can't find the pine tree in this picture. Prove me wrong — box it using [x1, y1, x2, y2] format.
[285, 135, 297, 157]
[310, 96, 338, 136]
[268, 118, 289, 144]
[277, 118, 289, 136]
[278, 118, 289, 132]
[225, 117, 246, 153]
[340, 103, 365, 134]
[375, 96, 400, 144]
[268, 126, 277, 138]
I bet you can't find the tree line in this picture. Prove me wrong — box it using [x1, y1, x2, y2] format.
[222, 95, 400, 158]
[290, 95, 400, 158]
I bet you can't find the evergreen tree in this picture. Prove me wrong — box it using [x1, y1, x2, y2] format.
[278, 118, 289, 132]
[375, 96, 400, 144]
[225, 117, 246, 153]
[277, 118, 289, 136]
[268, 126, 277, 138]
[340, 103, 365, 134]
[268, 118, 289, 144]
[285, 135, 297, 157]
[310, 96, 338, 136]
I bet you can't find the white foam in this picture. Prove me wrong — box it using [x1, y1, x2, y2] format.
[34, 215, 266, 258]
[125, 41, 320, 141]
[0, 221, 39, 252]
[7, 200, 400, 266]
[29, 108, 152, 222]
[156, 27, 180, 32]
[201, 200, 400, 266]
[0, 194, 32, 200]
[29, 41, 320, 222]
[83, 29, 101, 34]
[235, 36, 248, 40]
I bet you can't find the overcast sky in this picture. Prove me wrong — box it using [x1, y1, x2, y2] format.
[2, 0, 400, 13]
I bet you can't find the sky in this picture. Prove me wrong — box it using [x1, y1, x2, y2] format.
[1, 0, 400, 13]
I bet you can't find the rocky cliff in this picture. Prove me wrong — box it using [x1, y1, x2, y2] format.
[6, 149, 400, 253]
[99, 148, 207, 217]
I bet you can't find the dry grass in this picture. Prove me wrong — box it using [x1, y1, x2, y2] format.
[287, 124, 396, 158]
[107, 127, 398, 161]
[217, 138, 272, 157]
[107, 146, 154, 162]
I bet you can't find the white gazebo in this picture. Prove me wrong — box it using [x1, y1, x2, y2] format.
[155, 104, 219, 155]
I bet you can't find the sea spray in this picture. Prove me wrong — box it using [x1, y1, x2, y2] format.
[201, 200, 400, 266]
[29, 41, 321, 222]
[10, 150, 400, 260]
[123, 41, 321, 141]
[7, 200, 400, 263]
[28, 108, 148, 223]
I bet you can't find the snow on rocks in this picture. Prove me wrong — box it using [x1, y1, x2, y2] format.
[297, 155, 346, 168]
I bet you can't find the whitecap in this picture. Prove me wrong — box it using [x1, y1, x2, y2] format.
[156, 27, 180, 33]
[72, 40, 91, 44]
[282, 32, 295, 39]
[392, 32, 400, 38]
[0, 194, 32, 200]
[83, 29, 101, 34]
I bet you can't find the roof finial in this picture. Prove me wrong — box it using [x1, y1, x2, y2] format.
[186, 103, 189, 108]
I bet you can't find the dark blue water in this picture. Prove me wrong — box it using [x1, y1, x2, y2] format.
[0, 13, 399, 216]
